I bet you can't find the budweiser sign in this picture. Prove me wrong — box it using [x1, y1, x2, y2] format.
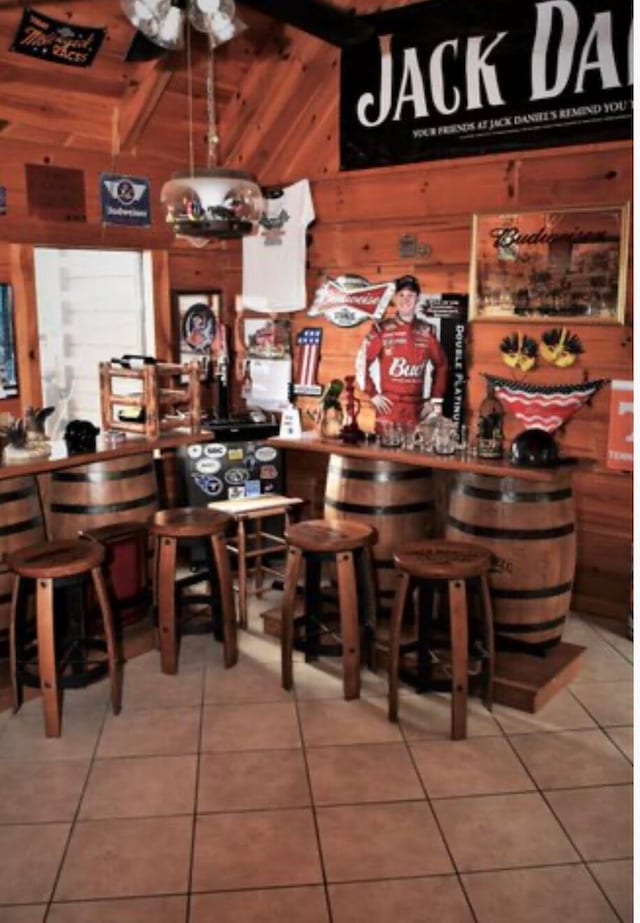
[309, 275, 394, 327]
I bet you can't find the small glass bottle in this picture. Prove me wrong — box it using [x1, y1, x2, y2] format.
[476, 381, 504, 459]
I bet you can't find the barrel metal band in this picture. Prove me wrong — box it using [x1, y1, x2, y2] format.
[490, 581, 573, 599]
[326, 497, 435, 516]
[0, 486, 38, 504]
[327, 463, 431, 483]
[0, 591, 11, 605]
[0, 516, 42, 538]
[50, 493, 157, 516]
[447, 515, 574, 540]
[494, 614, 566, 633]
[52, 462, 154, 483]
[453, 484, 573, 503]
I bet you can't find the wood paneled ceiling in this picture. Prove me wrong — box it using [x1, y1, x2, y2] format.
[0, 1, 412, 179]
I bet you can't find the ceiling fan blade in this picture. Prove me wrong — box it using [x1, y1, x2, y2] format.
[125, 30, 168, 62]
[238, 0, 374, 48]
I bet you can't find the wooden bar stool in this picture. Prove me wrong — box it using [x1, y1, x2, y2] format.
[7, 539, 122, 738]
[207, 495, 304, 629]
[149, 507, 237, 674]
[388, 539, 494, 740]
[281, 519, 377, 701]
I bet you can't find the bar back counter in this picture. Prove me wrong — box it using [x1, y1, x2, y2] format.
[270, 432, 588, 711]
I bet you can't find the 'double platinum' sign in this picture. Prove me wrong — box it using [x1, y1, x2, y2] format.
[340, 0, 632, 170]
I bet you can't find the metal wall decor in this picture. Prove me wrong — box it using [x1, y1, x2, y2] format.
[0, 284, 18, 399]
[470, 204, 630, 323]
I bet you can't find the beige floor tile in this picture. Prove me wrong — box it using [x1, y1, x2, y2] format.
[0, 760, 89, 823]
[398, 692, 501, 740]
[200, 702, 301, 751]
[121, 666, 204, 710]
[47, 896, 188, 923]
[79, 755, 197, 819]
[55, 816, 192, 901]
[197, 749, 310, 812]
[203, 657, 290, 704]
[328, 876, 475, 923]
[192, 809, 322, 891]
[0, 823, 70, 904]
[291, 661, 389, 700]
[588, 859, 633, 923]
[493, 690, 596, 735]
[410, 737, 535, 798]
[96, 707, 200, 758]
[297, 698, 402, 747]
[461, 864, 619, 923]
[317, 801, 453, 882]
[569, 643, 633, 683]
[189, 886, 329, 922]
[510, 729, 633, 789]
[432, 792, 578, 872]
[546, 785, 633, 861]
[605, 726, 633, 761]
[0, 908, 46, 923]
[584, 616, 633, 660]
[0, 709, 102, 762]
[307, 742, 424, 805]
[237, 629, 284, 663]
[569, 681, 633, 726]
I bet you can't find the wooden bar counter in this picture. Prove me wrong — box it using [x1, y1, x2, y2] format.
[270, 432, 588, 712]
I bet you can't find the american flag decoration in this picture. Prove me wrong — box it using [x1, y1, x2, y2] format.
[293, 327, 323, 396]
[484, 373, 609, 433]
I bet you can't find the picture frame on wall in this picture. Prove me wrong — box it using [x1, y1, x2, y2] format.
[173, 290, 221, 369]
[0, 283, 19, 399]
[469, 203, 630, 324]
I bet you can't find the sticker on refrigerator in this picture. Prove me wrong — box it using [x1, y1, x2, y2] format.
[255, 446, 277, 462]
[260, 465, 278, 480]
[195, 458, 221, 475]
[245, 479, 261, 498]
[228, 448, 244, 462]
[228, 486, 246, 500]
[204, 443, 227, 459]
[192, 474, 224, 497]
[187, 444, 203, 459]
[225, 467, 248, 485]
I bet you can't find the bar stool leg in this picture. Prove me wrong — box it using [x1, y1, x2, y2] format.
[449, 578, 469, 741]
[479, 575, 495, 712]
[36, 578, 61, 738]
[157, 536, 179, 674]
[281, 546, 302, 691]
[388, 571, 410, 722]
[210, 533, 238, 668]
[9, 576, 23, 713]
[91, 566, 123, 715]
[336, 550, 361, 700]
[236, 519, 248, 630]
[254, 516, 264, 598]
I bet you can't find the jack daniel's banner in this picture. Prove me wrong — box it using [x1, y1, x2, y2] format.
[340, 0, 631, 170]
[10, 9, 105, 68]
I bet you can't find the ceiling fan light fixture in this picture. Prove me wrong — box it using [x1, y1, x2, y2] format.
[188, 0, 245, 45]
[121, 0, 186, 49]
[161, 169, 264, 241]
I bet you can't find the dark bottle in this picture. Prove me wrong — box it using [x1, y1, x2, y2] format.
[110, 355, 157, 369]
[476, 380, 504, 459]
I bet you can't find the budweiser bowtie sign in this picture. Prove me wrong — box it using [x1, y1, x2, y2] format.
[309, 275, 394, 327]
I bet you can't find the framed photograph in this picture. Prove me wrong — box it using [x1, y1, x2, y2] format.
[173, 290, 221, 367]
[0, 284, 19, 399]
[469, 203, 630, 323]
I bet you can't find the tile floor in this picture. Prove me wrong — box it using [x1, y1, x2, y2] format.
[0, 594, 633, 923]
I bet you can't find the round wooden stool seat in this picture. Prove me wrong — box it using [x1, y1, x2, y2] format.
[149, 507, 232, 539]
[281, 518, 378, 701]
[394, 540, 492, 582]
[79, 520, 149, 544]
[7, 539, 105, 580]
[388, 538, 495, 741]
[285, 519, 376, 554]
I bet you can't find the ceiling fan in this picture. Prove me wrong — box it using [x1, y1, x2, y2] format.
[122, 0, 375, 61]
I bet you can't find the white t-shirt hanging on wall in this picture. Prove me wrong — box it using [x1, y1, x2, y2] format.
[242, 178, 314, 313]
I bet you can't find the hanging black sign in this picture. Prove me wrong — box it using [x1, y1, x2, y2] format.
[340, 0, 632, 170]
[10, 8, 105, 68]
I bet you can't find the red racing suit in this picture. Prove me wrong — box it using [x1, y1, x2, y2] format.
[359, 315, 449, 429]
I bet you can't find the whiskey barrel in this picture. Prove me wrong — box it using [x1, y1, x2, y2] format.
[324, 455, 436, 614]
[45, 453, 159, 540]
[446, 471, 576, 649]
[0, 476, 46, 635]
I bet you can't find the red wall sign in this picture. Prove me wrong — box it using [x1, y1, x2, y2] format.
[606, 380, 633, 471]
